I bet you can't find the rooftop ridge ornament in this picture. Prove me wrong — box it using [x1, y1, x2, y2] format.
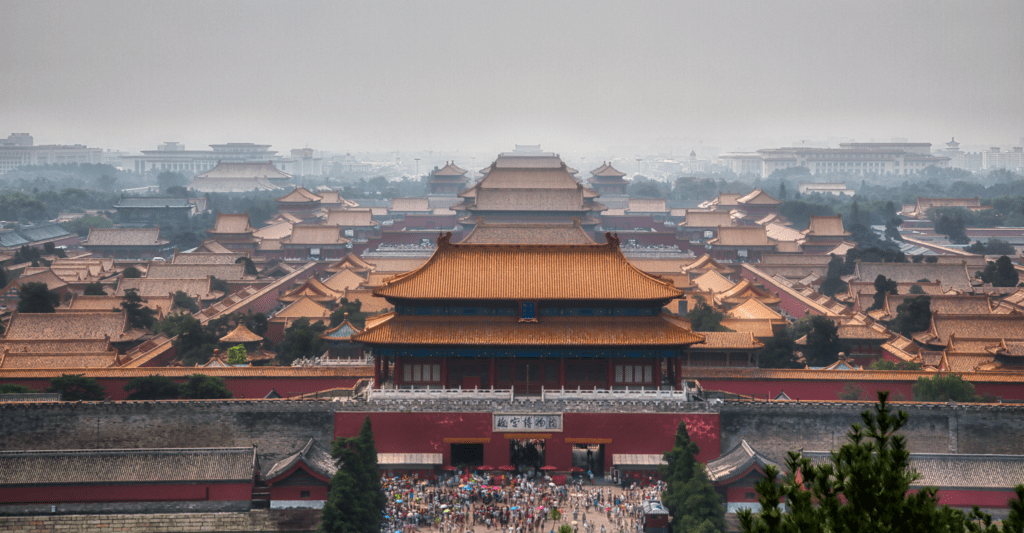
[604, 232, 620, 247]
[437, 231, 454, 248]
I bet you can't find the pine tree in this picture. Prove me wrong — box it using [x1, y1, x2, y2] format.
[738, 392, 1024, 533]
[320, 416, 385, 533]
[661, 420, 726, 533]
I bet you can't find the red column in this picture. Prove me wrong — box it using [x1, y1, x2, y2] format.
[654, 357, 661, 390]
[374, 354, 381, 388]
[489, 358, 496, 389]
[559, 358, 566, 389]
[441, 356, 448, 389]
[607, 358, 614, 390]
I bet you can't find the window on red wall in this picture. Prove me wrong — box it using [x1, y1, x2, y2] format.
[403, 363, 440, 383]
[614, 364, 652, 384]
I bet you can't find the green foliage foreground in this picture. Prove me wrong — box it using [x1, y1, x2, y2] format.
[738, 391, 1024, 533]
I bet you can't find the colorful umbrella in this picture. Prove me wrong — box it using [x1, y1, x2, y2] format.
[539, 465, 557, 471]
[476, 465, 496, 470]
[498, 465, 516, 471]
[569, 467, 584, 472]
[442, 465, 458, 471]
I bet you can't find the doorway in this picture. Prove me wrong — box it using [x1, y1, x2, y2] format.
[509, 438, 546, 472]
[571, 444, 606, 477]
[450, 443, 484, 468]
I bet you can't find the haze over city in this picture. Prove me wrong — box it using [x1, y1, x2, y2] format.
[2, 0, 1022, 156]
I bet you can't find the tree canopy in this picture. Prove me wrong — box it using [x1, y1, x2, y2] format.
[870, 274, 898, 311]
[121, 288, 157, 330]
[124, 375, 181, 400]
[17, 282, 60, 313]
[178, 374, 233, 399]
[890, 295, 932, 336]
[47, 374, 105, 401]
[758, 327, 801, 369]
[819, 255, 847, 298]
[912, 374, 981, 403]
[738, 392, 1024, 533]
[319, 416, 385, 533]
[803, 315, 844, 368]
[686, 297, 732, 332]
[82, 281, 106, 296]
[661, 420, 726, 533]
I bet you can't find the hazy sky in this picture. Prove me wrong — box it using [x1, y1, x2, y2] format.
[1, 0, 1022, 156]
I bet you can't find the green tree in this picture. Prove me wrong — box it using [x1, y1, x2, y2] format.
[319, 416, 385, 533]
[330, 298, 368, 329]
[912, 374, 980, 402]
[738, 392, 991, 533]
[837, 382, 863, 401]
[226, 345, 248, 365]
[83, 281, 106, 296]
[124, 375, 181, 400]
[687, 297, 732, 332]
[47, 374, 105, 401]
[994, 255, 1020, 287]
[121, 288, 156, 329]
[870, 274, 898, 311]
[870, 360, 922, 371]
[758, 327, 801, 369]
[804, 315, 843, 367]
[157, 171, 186, 191]
[122, 266, 143, 278]
[890, 295, 931, 336]
[909, 284, 925, 295]
[0, 384, 35, 394]
[1005, 485, 1024, 533]
[171, 290, 199, 313]
[235, 256, 259, 276]
[17, 281, 60, 313]
[277, 317, 328, 365]
[820, 255, 847, 298]
[661, 420, 726, 533]
[178, 374, 233, 399]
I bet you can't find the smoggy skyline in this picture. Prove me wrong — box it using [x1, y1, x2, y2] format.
[1, 0, 1022, 156]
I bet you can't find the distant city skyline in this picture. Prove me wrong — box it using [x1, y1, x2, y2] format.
[1, 0, 1021, 156]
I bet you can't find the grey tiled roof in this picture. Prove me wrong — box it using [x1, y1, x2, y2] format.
[16, 223, 71, 242]
[265, 438, 337, 481]
[706, 440, 780, 483]
[800, 451, 1024, 489]
[0, 393, 62, 402]
[0, 447, 256, 485]
[115, 197, 194, 208]
[0, 230, 30, 248]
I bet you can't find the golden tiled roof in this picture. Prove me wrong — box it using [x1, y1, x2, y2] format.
[692, 270, 736, 294]
[736, 189, 782, 205]
[277, 187, 322, 203]
[374, 234, 682, 302]
[324, 254, 375, 274]
[0, 339, 112, 354]
[718, 280, 781, 305]
[856, 262, 972, 290]
[680, 367, 1024, 383]
[273, 296, 331, 319]
[803, 215, 850, 237]
[884, 294, 991, 317]
[66, 295, 169, 315]
[714, 193, 743, 207]
[590, 163, 626, 178]
[197, 161, 291, 179]
[353, 313, 703, 346]
[681, 255, 737, 276]
[460, 221, 596, 245]
[629, 257, 699, 274]
[627, 198, 667, 213]
[279, 278, 343, 303]
[326, 209, 376, 227]
[765, 223, 805, 242]
[220, 323, 263, 344]
[718, 318, 775, 337]
[322, 269, 366, 292]
[432, 161, 469, 177]
[761, 254, 834, 266]
[147, 263, 252, 281]
[193, 240, 235, 254]
[209, 213, 255, 235]
[472, 189, 586, 212]
[359, 257, 428, 273]
[360, 272, 393, 289]
[253, 221, 293, 240]
[690, 331, 763, 349]
[4, 269, 69, 292]
[709, 226, 774, 247]
[390, 198, 431, 212]
[115, 277, 218, 300]
[4, 311, 129, 341]
[927, 315, 1024, 344]
[836, 323, 892, 340]
[0, 366, 371, 379]
[171, 252, 246, 265]
[342, 288, 392, 314]
[83, 228, 168, 246]
[280, 225, 349, 245]
[727, 298, 785, 321]
[680, 211, 734, 228]
[0, 351, 120, 369]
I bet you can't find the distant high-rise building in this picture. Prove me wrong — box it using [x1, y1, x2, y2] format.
[0, 133, 103, 174]
[718, 142, 950, 178]
[123, 142, 280, 175]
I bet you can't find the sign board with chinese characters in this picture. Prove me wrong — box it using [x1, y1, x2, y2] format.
[492, 413, 563, 432]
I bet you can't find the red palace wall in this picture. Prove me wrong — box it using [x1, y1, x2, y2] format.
[0, 374, 363, 400]
[335, 411, 720, 471]
[0, 482, 252, 503]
